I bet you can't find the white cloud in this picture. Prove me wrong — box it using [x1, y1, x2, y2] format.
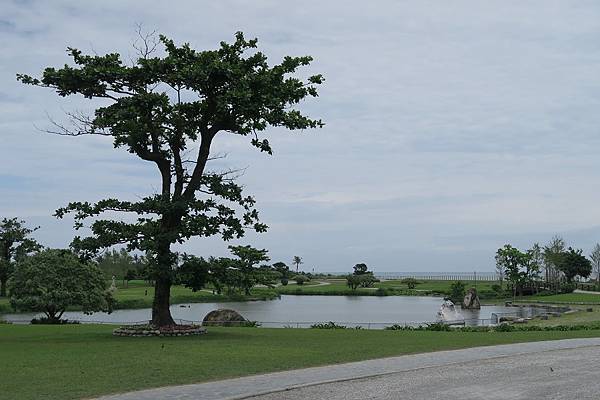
[2, 0, 600, 272]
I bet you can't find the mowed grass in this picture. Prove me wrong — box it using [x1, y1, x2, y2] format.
[0, 297, 10, 313]
[376, 279, 499, 292]
[276, 279, 501, 296]
[3, 325, 600, 400]
[516, 292, 600, 304]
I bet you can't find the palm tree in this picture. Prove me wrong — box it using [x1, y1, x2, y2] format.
[292, 256, 303, 273]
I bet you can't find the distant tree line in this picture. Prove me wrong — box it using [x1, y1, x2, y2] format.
[2, 216, 315, 322]
[495, 235, 597, 299]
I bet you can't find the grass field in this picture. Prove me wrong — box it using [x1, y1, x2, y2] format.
[112, 282, 278, 309]
[515, 292, 600, 304]
[0, 281, 279, 315]
[2, 324, 600, 400]
[276, 279, 500, 297]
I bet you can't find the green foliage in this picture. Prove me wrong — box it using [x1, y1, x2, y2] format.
[19, 32, 323, 325]
[228, 245, 272, 294]
[401, 278, 419, 289]
[0, 218, 41, 297]
[6, 325, 600, 400]
[9, 249, 113, 321]
[346, 273, 376, 290]
[495, 244, 540, 298]
[449, 281, 466, 302]
[96, 248, 147, 280]
[293, 275, 309, 285]
[292, 256, 303, 272]
[177, 255, 210, 292]
[31, 317, 80, 325]
[352, 263, 368, 275]
[272, 261, 291, 280]
[556, 247, 592, 282]
[124, 269, 137, 282]
[310, 321, 348, 329]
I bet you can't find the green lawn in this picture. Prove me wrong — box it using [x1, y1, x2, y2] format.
[515, 292, 600, 304]
[0, 282, 279, 315]
[277, 279, 501, 297]
[112, 283, 277, 309]
[2, 324, 600, 400]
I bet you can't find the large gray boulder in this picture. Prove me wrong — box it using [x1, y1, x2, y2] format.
[461, 287, 481, 309]
[202, 309, 247, 327]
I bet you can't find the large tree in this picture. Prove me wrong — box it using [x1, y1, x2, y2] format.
[0, 218, 40, 297]
[543, 235, 565, 288]
[18, 32, 323, 326]
[495, 244, 531, 300]
[556, 247, 592, 283]
[228, 245, 271, 295]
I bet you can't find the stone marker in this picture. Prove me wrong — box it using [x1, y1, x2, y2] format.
[203, 309, 248, 327]
[461, 287, 481, 309]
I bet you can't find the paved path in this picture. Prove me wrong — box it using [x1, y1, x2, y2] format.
[574, 289, 600, 295]
[96, 338, 600, 400]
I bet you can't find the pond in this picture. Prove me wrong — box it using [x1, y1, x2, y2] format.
[3, 295, 545, 327]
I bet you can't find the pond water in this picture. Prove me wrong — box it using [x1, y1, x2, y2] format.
[3, 295, 545, 328]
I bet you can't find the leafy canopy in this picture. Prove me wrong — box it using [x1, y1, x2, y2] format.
[17, 32, 323, 264]
[0, 218, 41, 296]
[9, 249, 113, 321]
[557, 247, 592, 282]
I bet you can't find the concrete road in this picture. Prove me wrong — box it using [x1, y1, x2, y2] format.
[96, 338, 600, 400]
[249, 345, 600, 400]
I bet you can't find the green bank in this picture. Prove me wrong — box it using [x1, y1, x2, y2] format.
[2, 324, 600, 400]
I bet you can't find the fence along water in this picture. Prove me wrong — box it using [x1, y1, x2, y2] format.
[373, 272, 498, 281]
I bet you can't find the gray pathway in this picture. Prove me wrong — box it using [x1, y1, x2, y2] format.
[96, 338, 600, 400]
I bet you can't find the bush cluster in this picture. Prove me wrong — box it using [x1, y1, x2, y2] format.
[384, 321, 600, 332]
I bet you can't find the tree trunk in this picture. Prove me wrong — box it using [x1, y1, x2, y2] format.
[152, 277, 175, 327]
[0, 278, 6, 297]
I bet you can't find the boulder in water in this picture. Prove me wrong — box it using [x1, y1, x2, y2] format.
[203, 309, 247, 327]
[461, 287, 481, 309]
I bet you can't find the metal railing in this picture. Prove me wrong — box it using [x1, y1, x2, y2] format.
[5, 317, 498, 329]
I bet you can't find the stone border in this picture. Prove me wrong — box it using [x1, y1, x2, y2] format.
[113, 325, 207, 337]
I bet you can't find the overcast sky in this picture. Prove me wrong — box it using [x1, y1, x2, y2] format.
[2, 1, 600, 273]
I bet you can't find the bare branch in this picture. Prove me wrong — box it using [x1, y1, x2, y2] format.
[132, 23, 159, 60]
[38, 111, 112, 137]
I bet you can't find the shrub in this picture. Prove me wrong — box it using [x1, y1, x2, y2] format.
[293, 275, 309, 285]
[559, 283, 576, 294]
[310, 321, 347, 329]
[493, 323, 515, 332]
[346, 273, 376, 290]
[280, 277, 288, 286]
[449, 281, 466, 302]
[401, 278, 419, 289]
[31, 317, 80, 325]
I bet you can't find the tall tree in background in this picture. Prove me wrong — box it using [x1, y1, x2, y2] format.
[495, 244, 531, 301]
[18, 32, 323, 326]
[590, 243, 600, 285]
[229, 245, 271, 295]
[556, 247, 592, 283]
[0, 218, 41, 297]
[292, 256, 303, 273]
[543, 235, 565, 289]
